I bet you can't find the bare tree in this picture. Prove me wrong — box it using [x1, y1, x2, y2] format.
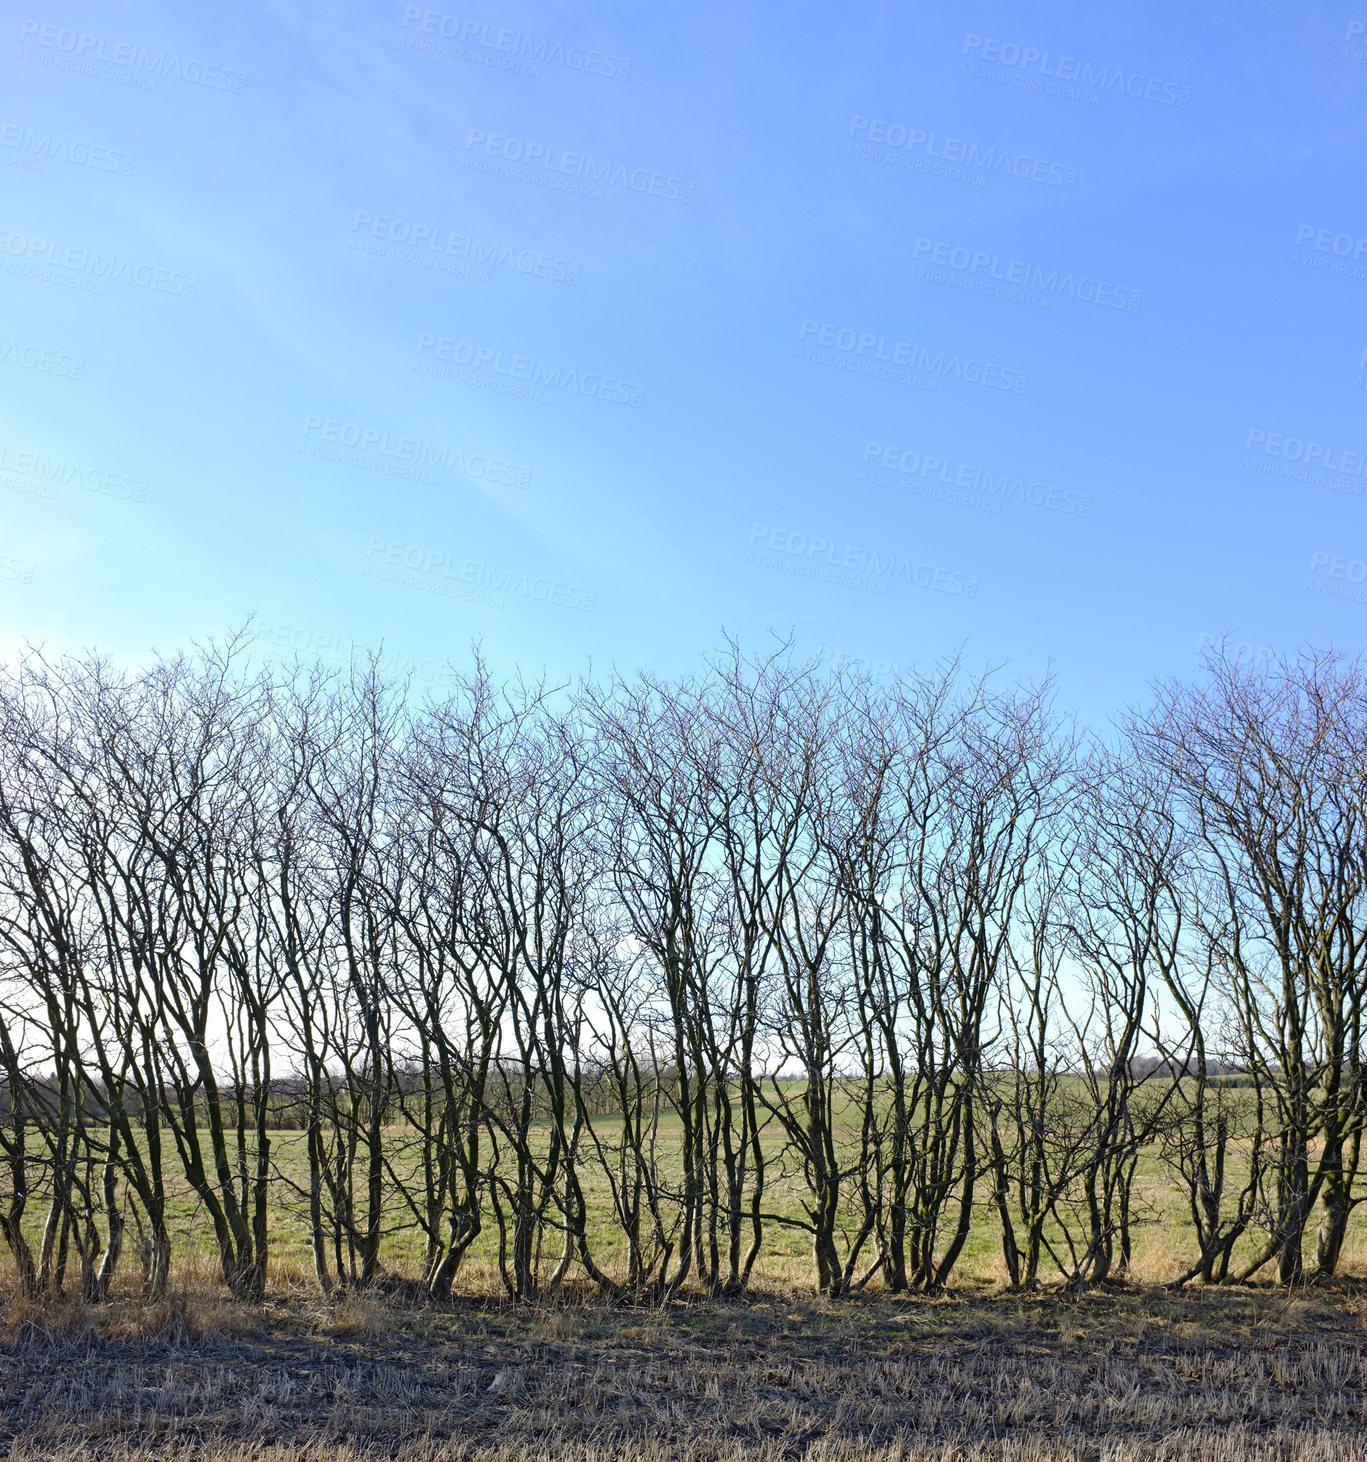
[1142, 649, 1367, 1282]
[0, 633, 1360, 1305]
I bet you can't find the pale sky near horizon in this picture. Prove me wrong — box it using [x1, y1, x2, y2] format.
[2, 1, 1366, 724]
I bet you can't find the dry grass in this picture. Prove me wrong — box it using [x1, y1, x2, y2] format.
[6, 1438, 1367, 1462]
[3, 1279, 1367, 1459]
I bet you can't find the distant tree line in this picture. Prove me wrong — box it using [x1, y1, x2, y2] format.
[0, 633, 1363, 1302]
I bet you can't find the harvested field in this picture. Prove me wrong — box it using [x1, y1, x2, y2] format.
[3, 1281, 1367, 1460]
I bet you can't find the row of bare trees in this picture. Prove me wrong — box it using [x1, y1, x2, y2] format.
[0, 634, 1364, 1303]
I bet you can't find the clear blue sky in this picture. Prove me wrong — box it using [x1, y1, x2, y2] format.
[2, 0, 1365, 723]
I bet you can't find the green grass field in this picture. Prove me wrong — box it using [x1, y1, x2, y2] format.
[58, 1083, 1367, 1301]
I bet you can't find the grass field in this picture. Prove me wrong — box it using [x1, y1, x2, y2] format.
[69, 1101, 1367, 1298]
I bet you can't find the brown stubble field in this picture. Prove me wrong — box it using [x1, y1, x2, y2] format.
[3, 1278, 1367, 1461]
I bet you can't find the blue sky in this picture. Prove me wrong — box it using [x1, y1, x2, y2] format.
[2, 0, 1365, 723]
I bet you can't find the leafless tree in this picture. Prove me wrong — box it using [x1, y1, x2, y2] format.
[1140, 649, 1367, 1282]
[0, 634, 1361, 1304]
